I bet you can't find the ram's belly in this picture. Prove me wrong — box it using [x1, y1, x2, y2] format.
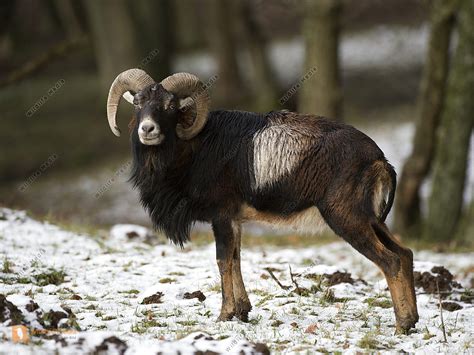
[241, 204, 329, 235]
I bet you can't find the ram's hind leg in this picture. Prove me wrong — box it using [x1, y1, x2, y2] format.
[372, 221, 419, 333]
[231, 222, 252, 321]
[328, 215, 418, 333]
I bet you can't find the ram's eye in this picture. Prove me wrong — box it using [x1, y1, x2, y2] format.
[133, 96, 142, 107]
[167, 103, 175, 110]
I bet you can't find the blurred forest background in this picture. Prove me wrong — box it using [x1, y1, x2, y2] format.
[0, 0, 473, 249]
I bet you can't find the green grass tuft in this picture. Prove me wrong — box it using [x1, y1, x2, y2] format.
[2, 257, 13, 273]
[34, 268, 66, 286]
[358, 332, 379, 350]
[365, 297, 393, 309]
[159, 277, 176, 284]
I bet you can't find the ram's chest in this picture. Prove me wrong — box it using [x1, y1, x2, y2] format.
[240, 204, 328, 235]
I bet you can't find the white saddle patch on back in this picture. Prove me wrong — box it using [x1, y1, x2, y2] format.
[252, 124, 311, 190]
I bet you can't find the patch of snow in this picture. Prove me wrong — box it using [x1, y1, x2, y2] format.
[110, 224, 154, 242]
[303, 264, 342, 276]
[330, 283, 359, 299]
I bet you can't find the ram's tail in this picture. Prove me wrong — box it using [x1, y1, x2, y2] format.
[379, 163, 397, 222]
[369, 160, 397, 222]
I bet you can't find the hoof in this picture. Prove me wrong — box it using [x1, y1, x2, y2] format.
[235, 300, 252, 322]
[217, 311, 235, 321]
[395, 317, 418, 335]
[235, 310, 250, 322]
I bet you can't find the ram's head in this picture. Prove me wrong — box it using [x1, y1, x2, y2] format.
[106, 69, 210, 145]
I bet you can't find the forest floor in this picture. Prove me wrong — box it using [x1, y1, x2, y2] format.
[1, 208, 473, 354]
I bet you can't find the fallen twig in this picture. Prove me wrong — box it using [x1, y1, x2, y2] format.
[437, 280, 448, 343]
[264, 267, 291, 290]
[289, 265, 304, 294]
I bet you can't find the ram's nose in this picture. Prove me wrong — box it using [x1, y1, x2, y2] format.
[141, 122, 156, 134]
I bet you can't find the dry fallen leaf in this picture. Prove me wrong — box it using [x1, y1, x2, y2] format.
[304, 323, 319, 334]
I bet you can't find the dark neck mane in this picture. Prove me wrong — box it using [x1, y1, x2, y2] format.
[129, 131, 194, 247]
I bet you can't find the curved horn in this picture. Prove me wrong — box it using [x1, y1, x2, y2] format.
[106, 69, 155, 136]
[160, 73, 210, 140]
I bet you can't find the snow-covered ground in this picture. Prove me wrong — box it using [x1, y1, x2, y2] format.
[1, 209, 473, 354]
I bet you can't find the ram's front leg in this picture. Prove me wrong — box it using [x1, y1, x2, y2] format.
[231, 222, 252, 321]
[212, 219, 236, 321]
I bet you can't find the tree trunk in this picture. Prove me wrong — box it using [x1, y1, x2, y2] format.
[84, 0, 140, 92]
[424, 0, 474, 243]
[205, 0, 246, 105]
[455, 190, 474, 244]
[236, 0, 279, 111]
[0, 0, 15, 65]
[174, 0, 204, 51]
[463, 197, 474, 243]
[53, 0, 83, 39]
[128, 0, 174, 80]
[394, 0, 457, 236]
[298, 0, 342, 121]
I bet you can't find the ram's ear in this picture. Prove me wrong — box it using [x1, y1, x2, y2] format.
[122, 91, 135, 104]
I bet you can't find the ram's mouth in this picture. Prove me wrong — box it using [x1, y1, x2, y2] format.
[139, 134, 165, 145]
